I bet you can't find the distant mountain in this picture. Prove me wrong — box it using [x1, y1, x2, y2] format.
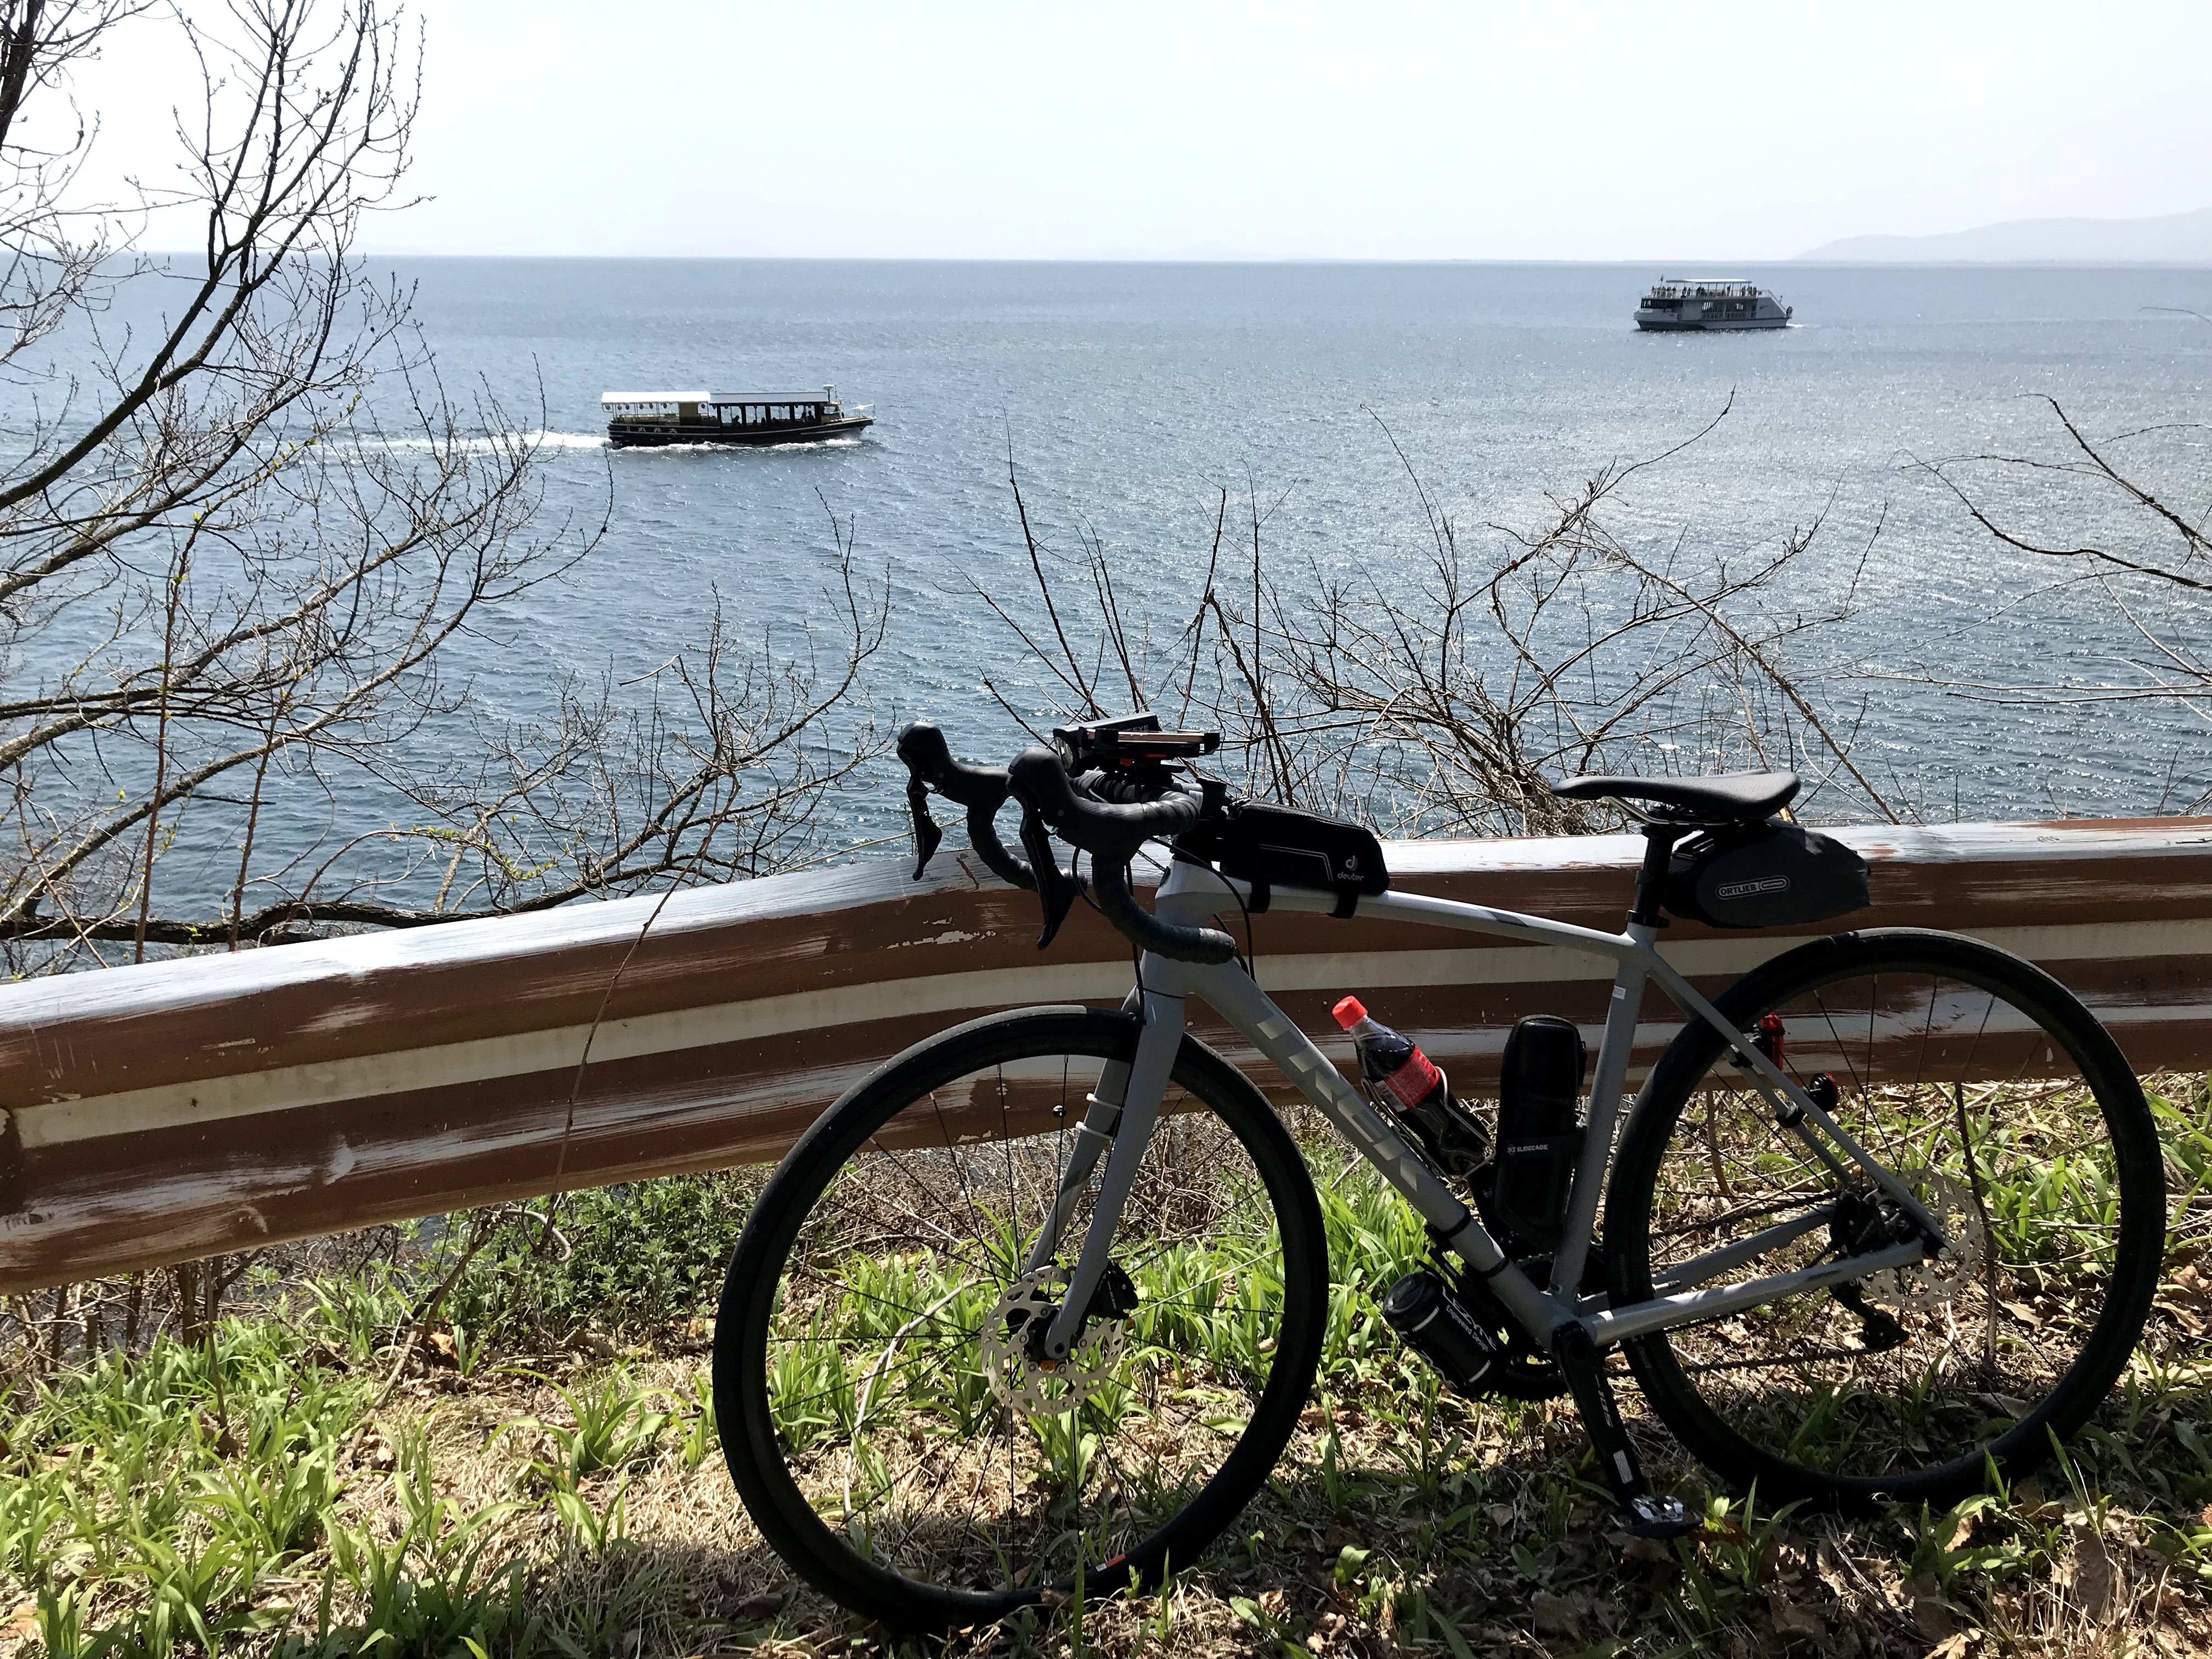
[1798, 207, 2212, 264]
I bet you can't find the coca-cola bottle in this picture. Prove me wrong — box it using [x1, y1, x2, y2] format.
[1331, 995, 1488, 1177]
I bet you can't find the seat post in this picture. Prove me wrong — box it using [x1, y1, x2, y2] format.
[1629, 826, 1681, 928]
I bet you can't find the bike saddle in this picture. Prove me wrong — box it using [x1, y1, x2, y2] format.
[1550, 770, 1799, 822]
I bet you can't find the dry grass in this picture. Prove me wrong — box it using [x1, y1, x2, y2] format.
[5, 1069, 2212, 1658]
[220, 1331, 2212, 1658]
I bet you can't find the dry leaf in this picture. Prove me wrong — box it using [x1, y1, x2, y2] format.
[4, 1602, 39, 1641]
[2155, 1263, 2212, 1336]
[2068, 1521, 2125, 1623]
[1767, 1588, 1825, 1639]
[729, 1585, 788, 1621]
[1906, 1574, 1960, 1642]
[1925, 1634, 1976, 1659]
[1607, 1527, 1672, 1565]
[1530, 1590, 1580, 1637]
[1944, 1509, 1978, 1551]
[1814, 1538, 1854, 1600]
[346, 1426, 397, 1472]
[1484, 1503, 1514, 1527]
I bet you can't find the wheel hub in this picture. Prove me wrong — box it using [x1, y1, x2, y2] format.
[979, 1268, 1127, 1415]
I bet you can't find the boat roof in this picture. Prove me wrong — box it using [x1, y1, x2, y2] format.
[601, 390, 836, 405]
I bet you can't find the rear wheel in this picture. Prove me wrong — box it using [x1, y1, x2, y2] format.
[1606, 929, 2164, 1509]
[715, 1006, 1327, 1632]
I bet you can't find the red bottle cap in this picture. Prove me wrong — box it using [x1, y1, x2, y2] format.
[1331, 995, 1367, 1030]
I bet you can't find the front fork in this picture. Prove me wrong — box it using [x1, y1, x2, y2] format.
[1026, 985, 1183, 1362]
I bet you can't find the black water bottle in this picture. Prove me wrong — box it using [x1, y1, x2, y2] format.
[1332, 996, 1488, 1177]
[1489, 1015, 1588, 1251]
[1380, 1269, 1500, 1396]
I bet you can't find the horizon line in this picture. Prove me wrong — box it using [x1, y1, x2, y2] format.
[317, 250, 2212, 269]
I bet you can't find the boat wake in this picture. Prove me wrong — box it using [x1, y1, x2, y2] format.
[352, 430, 608, 454]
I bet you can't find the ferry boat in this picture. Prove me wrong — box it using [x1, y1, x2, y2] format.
[1634, 279, 1792, 331]
[601, 386, 874, 447]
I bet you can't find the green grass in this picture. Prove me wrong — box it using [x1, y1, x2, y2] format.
[5, 1087, 2212, 1658]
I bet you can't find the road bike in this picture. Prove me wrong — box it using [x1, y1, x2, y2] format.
[714, 713, 2165, 1632]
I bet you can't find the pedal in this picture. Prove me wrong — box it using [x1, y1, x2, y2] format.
[1619, 1492, 1695, 1540]
[1550, 1321, 1698, 1540]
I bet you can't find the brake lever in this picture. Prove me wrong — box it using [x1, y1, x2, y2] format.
[905, 776, 944, 881]
[1018, 802, 1082, 950]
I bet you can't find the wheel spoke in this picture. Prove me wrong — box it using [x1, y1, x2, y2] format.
[726, 1020, 1316, 1616]
[1625, 944, 2155, 1499]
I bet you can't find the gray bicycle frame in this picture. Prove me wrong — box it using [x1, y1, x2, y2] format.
[1027, 855, 1936, 1364]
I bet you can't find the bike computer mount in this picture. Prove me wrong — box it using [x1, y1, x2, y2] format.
[1052, 712, 1221, 778]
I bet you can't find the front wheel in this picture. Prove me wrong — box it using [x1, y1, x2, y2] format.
[714, 1006, 1327, 1633]
[1605, 929, 2165, 1510]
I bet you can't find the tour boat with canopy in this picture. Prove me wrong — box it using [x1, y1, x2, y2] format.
[601, 386, 874, 447]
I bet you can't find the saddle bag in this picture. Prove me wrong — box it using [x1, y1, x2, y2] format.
[1176, 799, 1389, 916]
[1664, 819, 1870, 929]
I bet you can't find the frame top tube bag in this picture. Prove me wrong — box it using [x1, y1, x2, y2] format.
[1177, 798, 1389, 916]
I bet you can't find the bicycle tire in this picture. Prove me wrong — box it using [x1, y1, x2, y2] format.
[714, 1005, 1328, 1632]
[1605, 928, 2165, 1510]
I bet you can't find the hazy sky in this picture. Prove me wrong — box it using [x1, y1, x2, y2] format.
[73, 1, 2212, 261]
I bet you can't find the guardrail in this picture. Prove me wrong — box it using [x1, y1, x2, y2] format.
[4, 817, 2211, 1294]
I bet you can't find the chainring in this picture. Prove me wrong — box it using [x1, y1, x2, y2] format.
[1860, 1170, 1988, 1312]
[978, 1268, 1127, 1415]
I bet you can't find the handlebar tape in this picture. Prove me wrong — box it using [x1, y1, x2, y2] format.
[1008, 747, 1239, 966]
[1007, 748, 1199, 858]
[1092, 859, 1239, 966]
[896, 720, 1034, 890]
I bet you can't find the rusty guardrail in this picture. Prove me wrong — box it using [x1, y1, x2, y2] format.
[4, 817, 2212, 1294]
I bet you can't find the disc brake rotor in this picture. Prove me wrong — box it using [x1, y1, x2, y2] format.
[1862, 1170, 1988, 1312]
[979, 1268, 1127, 1415]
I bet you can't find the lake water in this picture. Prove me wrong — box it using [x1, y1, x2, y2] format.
[403, 257, 2210, 848]
[11, 258, 2210, 921]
